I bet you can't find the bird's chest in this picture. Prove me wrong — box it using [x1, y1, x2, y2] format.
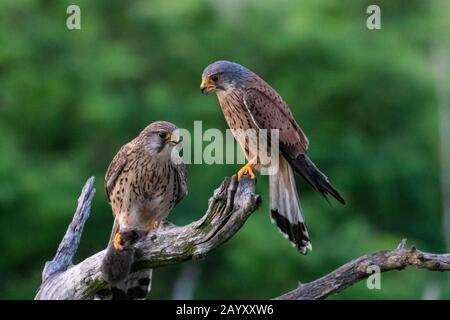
[115, 161, 178, 229]
[219, 92, 263, 161]
[219, 91, 256, 132]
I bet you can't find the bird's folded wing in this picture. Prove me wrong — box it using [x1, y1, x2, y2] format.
[175, 161, 188, 204]
[243, 87, 309, 157]
[105, 143, 132, 204]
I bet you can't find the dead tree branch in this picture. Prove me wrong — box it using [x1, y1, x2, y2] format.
[35, 176, 450, 300]
[40, 176, 96, 283]
[275, 239, 450, 300]
[35, 175, 260, 300]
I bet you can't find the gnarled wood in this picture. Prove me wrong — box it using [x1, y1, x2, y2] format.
[35, 175, 260, 300]
[40, 176, 96, 283]
[35, 176, 450, 300]
[275, 239, 450, 300]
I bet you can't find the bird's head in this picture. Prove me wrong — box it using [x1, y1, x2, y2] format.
[200, 60, 251, 95]
[141, 121, 183, 157]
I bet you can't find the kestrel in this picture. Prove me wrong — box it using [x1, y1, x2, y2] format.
[102, 121, 187, 299]
[200, 60, 345, 254]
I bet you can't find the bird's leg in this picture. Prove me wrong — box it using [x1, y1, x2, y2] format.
[151, 220, 160, 230]
[145, 220, 160, 234]
[113, 232, 124, 251]
[237, 162, 256, 181]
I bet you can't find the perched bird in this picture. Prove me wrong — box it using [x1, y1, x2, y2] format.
[200, 60, 345, 254]
[101, 121, 187, 299]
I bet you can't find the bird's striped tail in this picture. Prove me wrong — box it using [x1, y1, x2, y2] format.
[269, 156, 312, 254]
[119, 269, 152, 300]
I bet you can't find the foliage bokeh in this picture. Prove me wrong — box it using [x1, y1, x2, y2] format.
[0, 0, 449, 299]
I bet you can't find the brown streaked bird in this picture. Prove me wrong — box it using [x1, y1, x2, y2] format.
[200, 60, 345, 254]
[101, 121, 187, 299]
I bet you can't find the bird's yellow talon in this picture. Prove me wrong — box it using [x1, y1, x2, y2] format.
[113, 232, 124, 251]
[237, 163, 256, 181]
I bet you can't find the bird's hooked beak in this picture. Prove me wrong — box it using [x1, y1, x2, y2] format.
[168, 129, 183, 146]
[200, 78, 215, 95]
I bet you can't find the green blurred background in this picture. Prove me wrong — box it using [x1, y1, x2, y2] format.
[1, 0, 449, 299]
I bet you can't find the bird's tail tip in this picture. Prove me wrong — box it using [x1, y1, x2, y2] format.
[271, 209, 312, 255]
[322, 184, 346, 205]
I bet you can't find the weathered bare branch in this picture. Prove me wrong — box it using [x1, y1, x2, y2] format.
[35, 175, 261, 300]
[36, 176, 450, 301]
[40, 176, 96, 283]
[275, 239, 450, 300]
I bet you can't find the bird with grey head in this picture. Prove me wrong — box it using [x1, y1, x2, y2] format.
[200, 60, 345, 255]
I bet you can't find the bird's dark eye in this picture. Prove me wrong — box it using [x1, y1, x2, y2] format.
[159, 132, 170, 140]
[210, 75, 219, 82]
